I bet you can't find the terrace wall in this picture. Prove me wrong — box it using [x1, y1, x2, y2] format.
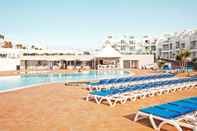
[0, 58, 20, 71]
[120, 55, 154, 69]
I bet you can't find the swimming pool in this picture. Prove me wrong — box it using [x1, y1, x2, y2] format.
[0, 70, 129, 92]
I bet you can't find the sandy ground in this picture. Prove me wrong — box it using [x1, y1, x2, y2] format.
[0, 83, 196, 131]
[0, 70, 20, 76]
[131, 69, 161, 76]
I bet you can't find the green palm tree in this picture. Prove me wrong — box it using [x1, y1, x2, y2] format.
[175, 53, 182, 67]
[158, 60, 166, 69]
[175, 49, 191, 72]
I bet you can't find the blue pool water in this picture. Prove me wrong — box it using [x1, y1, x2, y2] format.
[0, 70, 129, 92]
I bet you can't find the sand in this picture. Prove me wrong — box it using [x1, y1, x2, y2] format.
[0, 83, 196, 131]
[0, 70, 20, 76]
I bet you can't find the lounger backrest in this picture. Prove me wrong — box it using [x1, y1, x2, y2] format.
[139, 96, 197, 119]
[87, 73, 176, 86]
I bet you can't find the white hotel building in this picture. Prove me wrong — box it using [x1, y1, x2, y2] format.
[157, 29, 197, 60]
[103, 35, 157, 60]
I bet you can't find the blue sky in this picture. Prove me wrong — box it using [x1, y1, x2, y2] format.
[1, 0, 197, 49]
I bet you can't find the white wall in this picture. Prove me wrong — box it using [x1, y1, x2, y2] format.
[120, 54, 154, 69]
[0, 58, 20, 71]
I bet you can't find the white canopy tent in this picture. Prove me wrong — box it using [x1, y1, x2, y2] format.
[94, 44, 122, 58]
[93, 44, 122, 69]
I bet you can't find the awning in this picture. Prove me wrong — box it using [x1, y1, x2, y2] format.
[95, 44, 121, 58]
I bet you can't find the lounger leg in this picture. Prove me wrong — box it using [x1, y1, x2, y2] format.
[130, 95, 137, 102]
[150, 92, 155, 97]
[149, 114, 158, 130]
[132, 96, 137, 101]
[121, 98, 127, 104]
[158, 120, 183, 131]
[112, 99, 119, 107]
[130, 96, 137, 101]
[134, 112, 140, 122]
[86, 94, 90, 101]
[159, 90, 163, 95]
[107, 98, 113, 107]
[95, 96, 101, 104]
[142, 94, 146, 99]
[134, 112, 147, 122]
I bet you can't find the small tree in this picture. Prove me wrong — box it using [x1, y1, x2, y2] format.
[175, 49, 191, 72]
[158, 60, 166, 69]
[175, 54, 183, 67]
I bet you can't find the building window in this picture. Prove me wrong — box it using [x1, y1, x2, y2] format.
[151, 46, 156, 51]
[120, 40, 125, 44]
[192, 52, 196, 58]
[176, 41, 180, 49]
[170, 52, 173, 58]
[129, 40, 134, 45]
[159, 49, 162, 56]
[163, 44, 169, 50]
[181, 43, 185, 48]
[0, 53, 7, 58]
[163, 52, 169, 59]
[145, 40, 149, 44]
[170, 43, 173, 50]
[190, 41, 197, 49]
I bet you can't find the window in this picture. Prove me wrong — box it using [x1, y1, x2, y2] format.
[159, 49, 162, 55]
[0, 53, 7, 58]
[176, 41, 180, 49]
[151, 46, 156, 51]
[162, 44, 169, 50]
[120, 40, 125, 44]
[190, 41, 197, 49]
[181, 43, 185, 48]
[170, 52, 173, 58]
[129, 40, 134, 45]
[163, 52, 169, 59]
[192, 52, 196, 58]
[170, 43, 173, 49]
[145, 40, 149, 44]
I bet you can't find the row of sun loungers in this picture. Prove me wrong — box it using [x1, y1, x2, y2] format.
[90, 77, 179, 91]
[135, 96, 197, 131]
[86, 77, 197, 107]
[86, 73, 175, 90]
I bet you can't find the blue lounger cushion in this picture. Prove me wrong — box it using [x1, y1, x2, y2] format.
[139, 96, 197, 119]
[186, 99, 197, 105]
[87, 73, 176, 86]
[140, 106, 182, 119]
[190, 97, 197, 101]
[158, 104, 192, 114]
[183, 99, 197, 105]
[91, 90, 112, 96]
[170, 101, 197, 110]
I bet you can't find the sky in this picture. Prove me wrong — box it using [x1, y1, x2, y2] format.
[0, 0, 197, 50]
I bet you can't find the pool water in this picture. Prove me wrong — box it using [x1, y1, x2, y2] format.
[0, 70, 129, 92]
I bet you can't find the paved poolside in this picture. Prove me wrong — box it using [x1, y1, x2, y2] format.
[0, 83, 196, 131]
